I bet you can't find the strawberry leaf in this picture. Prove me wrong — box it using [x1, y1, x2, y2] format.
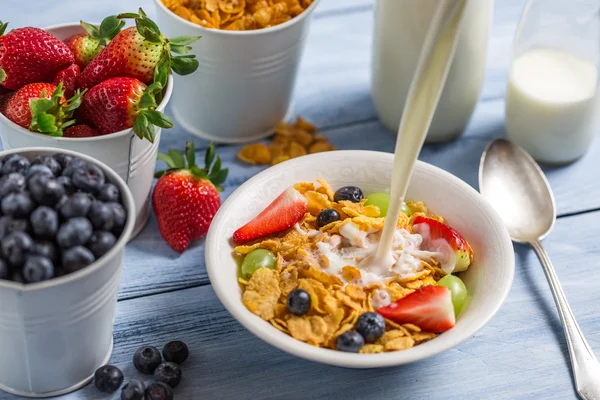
[64, 90, 86, 113]
[138, 8, 148, 18]
[204, 143, 215, 171]
[31, 113, 58, 134]
[168, 149, 186, 169]
[209, 156, 222, 177]
[136, 17, 162, 43]
[170, 44, 192, 55]
[171, 56, 199, 76]
[169, 36, 201, 46]
[153, 59, 169, 90]
[211, 168, 229, 188]
[146, 123, 156, 142]
[139, 92, 157, 109]
[81, 20, 100, 38]
[98, 16, 123, 40]
[133, 113, 149, 140]
[185, 141, 195, 168]
[0, 67, 5, 83]
[191, 165, 207, 178]
[116, 12, 139, 19]
[143, 110, 173, 128]
[157, 153, 177, 169]
[0, 22, 8, 37]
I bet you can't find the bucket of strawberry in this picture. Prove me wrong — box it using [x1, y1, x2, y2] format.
[0, 10, 201, 237]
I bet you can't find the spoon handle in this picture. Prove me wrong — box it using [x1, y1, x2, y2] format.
[531, 240, 600, 400]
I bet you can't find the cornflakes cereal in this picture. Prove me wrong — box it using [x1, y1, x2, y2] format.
[235, 179, 475, 354]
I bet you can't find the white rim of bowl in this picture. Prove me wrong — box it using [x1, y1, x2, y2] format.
[206, 150, 515, 367]
[0, 147, 136, 293]
[153, 0, 321, 36]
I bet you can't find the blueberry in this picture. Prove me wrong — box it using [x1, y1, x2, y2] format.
[0, 259, 7, 279]
[52, 153, 73, 170]
[145, 382, 173, 400]
[22, 256, 54, 283]
[133, 346, 162, 374]
[26, 164, 53, 179]
[87, 231, 116, 258]
[2, 192, 35, 218]
[57, 217, 92, 248]
[355, 312, 386, 343]
[31, 155, 61, 176]
[61, 157, 86, 178]
[108, 202, 127, 234]
[61, 246, 95, 273]
[154, 362, 182, 388]
[162, 340, 189, 365]
[121, 379, 145, 400]
[28, 175, 65, 206]
[88, 201, 115, 231]
[59, 192, 93, 218]
[287, 289, 311, 316]
[72, 162, 105, 193]
[30, 206, 59, 239]
[94, 364, 124, 394]
[334, 186, 364, 203]
[32, 240, 59, 264]
[316, 208, 341, 227]
[98, 183, 121, 203]
[2, 155, 30, 175]
[0, 173, 25, 198]
[57, 176, 75, 195]
[11, 270, 23, 283]
[335, 330, 365, 353]
[0, 216, 29, 239]
[1, 231, 33, 267]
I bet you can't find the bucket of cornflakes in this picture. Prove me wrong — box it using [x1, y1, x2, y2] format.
[154, 0, 319, 143]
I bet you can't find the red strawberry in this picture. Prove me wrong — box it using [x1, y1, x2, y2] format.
[376, 285, 456, 333]
[64, 124, 100, 138]
[152, 142, 228, 253]
[412, 216, 473, 273]
[64, 17, 124, 69]
[78, 76, 172, 141]
[77, 8, 201, 90]
[0, 88, 14, 115]
[0, 22, 74, 90]
[53, 64, 80, 98]
[233, 187, 308, 245]
[4, 82, 82, 135]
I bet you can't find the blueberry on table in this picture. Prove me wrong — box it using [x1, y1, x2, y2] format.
[61, 246, 95, 273]
[2, 192, 35, 218]
[145, 382, 173, 400]
[28, 175, 65, 206]
[2, 154, 30, 175]
[0, 173, 25, 198]
[121, 379, 145, 400]
[52, 153, 73, 170]
[30, 206, 59, 239]
[162, 340, 189, 365]
[59, 192, 93, 219]
[334, 186, 364, 203]
[87, 231, 117, 258]
[316, 208, 341, 227]
[33, 240, 59, 263]
[22, 256, 54, 283]
[26, 164, 54, 180]
[57, 217, 93, 248]
[133, 346, 162, 374]
[31, 155, 61, 176]
[1, 231, 34, 267]
[57, 176, 75, 195]
[287, 289, 312, 316]
[72, 162, 105, 193]
[0, 216, 30, 240]
[98, 183, 120, 203]
[94, 364, 124, 394]
[355, 312, 386, 343]
[335, 330, 365, 352]
[0, 259, 7, 280]
[61, 157, 86, 178]
[154, 362, 182, 388]
[88, 201, 115, 231]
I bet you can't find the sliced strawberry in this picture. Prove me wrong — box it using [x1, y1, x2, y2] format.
[233, 188, 308, 245]
[376, 285, 455, 333]
[412, 216, 473, 273]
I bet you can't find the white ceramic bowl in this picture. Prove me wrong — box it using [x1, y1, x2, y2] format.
[154, 0, 320, 143]
[206, 150, 515, 368]
[0, 23, 174, 238]
[0, 148, 135, 397]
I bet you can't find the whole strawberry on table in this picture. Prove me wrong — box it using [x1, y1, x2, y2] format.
[0, 8, 200, 141]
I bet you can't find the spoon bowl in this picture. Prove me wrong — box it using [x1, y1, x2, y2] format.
[479, 138, 556, 243]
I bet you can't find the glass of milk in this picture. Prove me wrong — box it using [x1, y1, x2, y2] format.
[505, 0, 600, 164]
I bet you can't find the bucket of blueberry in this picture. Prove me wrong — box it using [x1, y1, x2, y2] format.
[0, 148, 135, 397]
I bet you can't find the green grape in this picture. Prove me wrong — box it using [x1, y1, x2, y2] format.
[437, 275, 468, 316]
[401, 202, 412, 216]
[241, 249, 276, 280]
[364, 192, 390, 217]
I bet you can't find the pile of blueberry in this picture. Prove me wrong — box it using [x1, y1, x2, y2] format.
[0, 152, 127, 283]
[94, 340, 189, 400]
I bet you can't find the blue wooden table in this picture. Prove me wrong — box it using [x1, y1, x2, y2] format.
[3, 0, 598, 399]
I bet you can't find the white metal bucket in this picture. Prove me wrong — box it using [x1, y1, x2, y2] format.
[0, 23, 174, 239]
[0, 147, 135, 398]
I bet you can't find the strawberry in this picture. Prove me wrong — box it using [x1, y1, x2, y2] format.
[53, 64, 80, 98]
[78, 76, 172, 141]
[412, 216, 473, 273]
[64, 124, 100, 138]
[64, 16, 125, 69]
[4, 82, 83, 135]
[77, 8, 201, 91]
[233, 187, 308, 245]
[0, 88, 14, 114]
[376, 285, 455, 333]
[152, 142, 228, 253]
[0, 22, 74, 90]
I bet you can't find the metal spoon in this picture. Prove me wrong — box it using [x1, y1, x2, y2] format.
[479, 138, 600, 400]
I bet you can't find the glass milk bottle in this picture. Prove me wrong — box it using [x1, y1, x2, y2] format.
[371, 0, 493, 143]
[505, 0, 600, 164]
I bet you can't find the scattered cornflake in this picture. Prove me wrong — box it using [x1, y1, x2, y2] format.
[237, 143, 271, 164]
